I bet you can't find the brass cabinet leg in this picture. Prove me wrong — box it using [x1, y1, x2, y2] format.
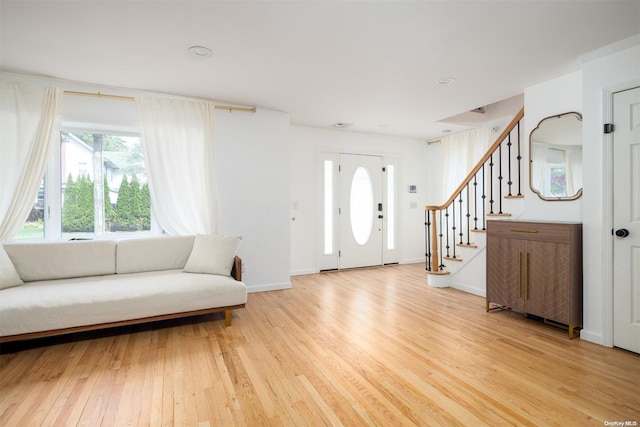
[568, 324, 580, 339]
[225, 311, 232, 327]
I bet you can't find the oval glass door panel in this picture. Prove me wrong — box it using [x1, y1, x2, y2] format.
[350, 167, 374, 246]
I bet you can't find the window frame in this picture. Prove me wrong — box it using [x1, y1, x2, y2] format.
[16, 127, 160, 242]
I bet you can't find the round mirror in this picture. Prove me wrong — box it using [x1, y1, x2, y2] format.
[529, 112, 583, 201]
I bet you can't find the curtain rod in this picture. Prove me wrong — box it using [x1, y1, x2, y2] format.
[63, 90, 256, 113]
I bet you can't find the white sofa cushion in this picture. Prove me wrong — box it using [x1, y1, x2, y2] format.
[116, 235, 195, 274]
[3, 240, 116, 282]
[0, 270, 247, 337]
[0, 246, 23, 290]
[184, 234, 241, 276]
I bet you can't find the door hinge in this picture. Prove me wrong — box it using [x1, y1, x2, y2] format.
[338, 164, 341, 172]
[382, 167, 386, 172]
[604, 123, 615, 134]
[339, 250, 341, 257]
[339, 207, 341, 215]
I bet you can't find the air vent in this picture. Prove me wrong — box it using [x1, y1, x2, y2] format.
[188, 45, 213, 58]
[437, 77, 455, 86]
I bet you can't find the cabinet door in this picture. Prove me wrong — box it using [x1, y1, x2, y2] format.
[524, 240, 571, 323]
[487, 236, 525, 311]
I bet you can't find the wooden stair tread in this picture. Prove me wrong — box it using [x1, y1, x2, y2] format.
[457, 243, 478, 248]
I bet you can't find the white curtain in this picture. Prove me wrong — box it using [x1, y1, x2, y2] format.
[441, 127, 492, 202]
[0, 79, 60, 242]
[565, 146, 583, 196]
[531, 141, 549, 192]
[136, 96, 217, 235]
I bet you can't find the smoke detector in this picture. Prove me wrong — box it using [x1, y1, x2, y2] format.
[330, 122, 353, 129]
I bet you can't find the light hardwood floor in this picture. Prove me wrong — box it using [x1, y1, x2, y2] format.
[1, 263, 638, 426]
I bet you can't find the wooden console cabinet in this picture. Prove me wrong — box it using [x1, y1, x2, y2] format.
[486, 220, 582, 337]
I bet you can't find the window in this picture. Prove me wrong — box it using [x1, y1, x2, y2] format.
[543, 148, 568, 198]
[544, 164, 568, 198]
[16, 130, 154, 240]
[349, 166, 374, 246]
[323, 160, 333, 255]
[386, 164, 395, 250]
[15, 178, 46, 240]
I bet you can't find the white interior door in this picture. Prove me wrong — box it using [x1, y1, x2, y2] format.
[613, 86, 640, 354]
[339, 154, 383, 269]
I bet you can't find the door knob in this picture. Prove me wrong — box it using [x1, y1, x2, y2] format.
[615, 228, 630, 238]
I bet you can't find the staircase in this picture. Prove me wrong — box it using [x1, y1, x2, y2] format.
[424, 107, 525, 294]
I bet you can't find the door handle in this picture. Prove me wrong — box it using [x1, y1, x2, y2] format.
[518, 252, 522, 298]
[524, 252, 529, 300]
[615, 228, 630, 238]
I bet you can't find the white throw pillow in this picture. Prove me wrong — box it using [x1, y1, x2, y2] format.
[0, 246, 23, 290]
[184, 234, 241, 276]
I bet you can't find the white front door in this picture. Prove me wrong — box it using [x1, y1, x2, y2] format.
[613, 86, 640, 354]
[339, 154, 383, 269]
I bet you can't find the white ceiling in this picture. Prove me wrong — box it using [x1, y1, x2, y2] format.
[1, 1, 638, 140]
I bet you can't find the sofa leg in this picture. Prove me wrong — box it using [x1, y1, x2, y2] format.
[225, 311, 232, 327]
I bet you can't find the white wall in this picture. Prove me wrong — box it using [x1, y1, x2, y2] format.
[424, 142, 444, 206]
[521, 71, 583, 221]
[4, 72, 293, 293]
[520, 37, 640, 346]
[290, 126, 428, 275]
[422, 40, 639, 347]
[215, 108, 292, 292]
[581, 37, 640, 346]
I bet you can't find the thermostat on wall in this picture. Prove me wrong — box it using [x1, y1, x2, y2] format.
[408, 185, 417, 193]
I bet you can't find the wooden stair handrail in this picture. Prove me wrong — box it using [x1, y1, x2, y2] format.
[424, 106, 524, 273]
[425, 106, 524, 211]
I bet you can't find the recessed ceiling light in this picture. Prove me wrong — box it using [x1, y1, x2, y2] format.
[188, 45, 213, 58]
[437, 77, 455, 86]
[330, 122, 353, 129]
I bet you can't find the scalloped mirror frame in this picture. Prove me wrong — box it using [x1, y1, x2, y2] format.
[529, 111, 583, 201]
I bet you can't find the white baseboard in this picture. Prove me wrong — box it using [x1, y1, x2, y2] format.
[291, 262, 424, 274]
[579, 329, 609, 347]
[400, 258, 425, 265]
[247, 282, 292, 293]
[451, 282, 486, 297]
[290, 268, 317, 276]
